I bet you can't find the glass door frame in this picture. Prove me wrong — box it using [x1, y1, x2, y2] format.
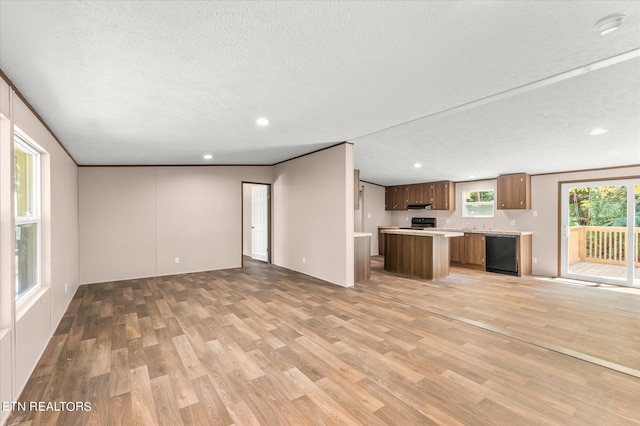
[560, 177, 639, 287]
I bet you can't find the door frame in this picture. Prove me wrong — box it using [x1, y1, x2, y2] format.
[241, 182, 272, 265]
[558, 176, 639, 286]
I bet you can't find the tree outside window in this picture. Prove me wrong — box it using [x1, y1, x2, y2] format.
[569, 186, 638, 226]
[463, 190, 494, 218]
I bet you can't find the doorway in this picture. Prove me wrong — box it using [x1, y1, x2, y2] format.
[242, 183, 271, 264]
[560, 178, 639, 286]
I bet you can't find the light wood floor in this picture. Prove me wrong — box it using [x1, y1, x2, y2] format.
[7, 257, 640, 425]
[363, 257, 640, 373]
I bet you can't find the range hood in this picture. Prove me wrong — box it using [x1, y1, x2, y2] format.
[407, 203, 432, 210]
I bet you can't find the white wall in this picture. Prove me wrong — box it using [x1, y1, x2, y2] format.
[156, 167, 263, 276]
[354, 184, 363, 233]
[273, 143, 355, 287]
[386, 166, 640, 276]
[79, 167, 158, 283]
[80, 146, 355, 288]
[0, 330, 11, 421]
[15, 291, 51, 394]
[357, 181, 390, 255]
[13, 93, 79, 400]
[0, 78, 79, 423]
[79, 166, 273, 284]
[0, 81, 13, 425]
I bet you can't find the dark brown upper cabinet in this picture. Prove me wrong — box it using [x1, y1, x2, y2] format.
[431, 181, 455, 211]
[386, 181, 454, 211]
[385, 185, 409, 210]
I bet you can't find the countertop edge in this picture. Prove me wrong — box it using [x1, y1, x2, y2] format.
[438, 228, 533, 236]
[381, 229, 464, 238]
[378, 226, 532, 236]
[354, 232, 373, 237]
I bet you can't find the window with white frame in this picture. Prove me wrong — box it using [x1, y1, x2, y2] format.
[462, 189, 494, 218]
[14, 132, 41, 301]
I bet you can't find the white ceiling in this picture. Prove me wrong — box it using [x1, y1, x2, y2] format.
[1, 1, 639, 185]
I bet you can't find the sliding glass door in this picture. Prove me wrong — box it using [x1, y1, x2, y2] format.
[560, 178, 639, 286]
[635, 183, 640, 286]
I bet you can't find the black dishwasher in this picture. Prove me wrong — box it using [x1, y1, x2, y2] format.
[485, 234, 518, 276]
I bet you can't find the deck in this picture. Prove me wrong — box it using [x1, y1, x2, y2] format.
[569, 260, 640, 282]
[569, 225, 639, 284]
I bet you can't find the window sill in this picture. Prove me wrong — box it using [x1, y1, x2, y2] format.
[462, 217, 495, 219]
[16, 286, 49, 321]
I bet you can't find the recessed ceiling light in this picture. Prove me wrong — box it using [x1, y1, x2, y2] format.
[589, 128, 608, 136]
[469, 175, 476, 179]
[203, 154, 213, 160]
[594, 14, 625, 35]
[414, 163, 422, 168]
[256, 118, 270, 126]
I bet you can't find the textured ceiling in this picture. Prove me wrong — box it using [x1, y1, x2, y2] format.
[0, 1, 639, 185]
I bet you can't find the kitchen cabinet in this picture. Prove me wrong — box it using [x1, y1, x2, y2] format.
[384, 186, 391, 210]
[519, 234, 532, 276]
[465, 233, 485, 267]
[384, 186, 397, 210]
[497, 173, 531, 209]
[422, 184, 435, 205]
[385, 187, 393, 210]
[450, 232, 532, 276]
[386, 181, 452, 210]
[385, 185, 409, 210]
[398, 185, 409, 209]
[449, 233, 485, 270]
[431, 181, 455, 210]
[449, 236, 464, 263]
[407, 184, 420, 205]
[407, 183, 432, 205]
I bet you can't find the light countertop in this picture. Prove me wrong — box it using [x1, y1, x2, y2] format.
[435, 228, 532, 236]
[378, 226, 531, 236]
[354, 232, 373, 238]
[381, 229, 464, 238]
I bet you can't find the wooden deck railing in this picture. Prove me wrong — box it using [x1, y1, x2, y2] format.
[569, 226, 640, 266]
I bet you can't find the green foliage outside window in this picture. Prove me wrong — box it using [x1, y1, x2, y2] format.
[463, 190, 494, 217]
[569, 186, 640, 226]
[465, 191, 494, 203]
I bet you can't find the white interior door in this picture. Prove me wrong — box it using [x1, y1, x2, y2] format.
[251, 185, 268, 262]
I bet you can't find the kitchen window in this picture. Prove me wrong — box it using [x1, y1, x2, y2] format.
[14, 132, 41, 301]
[462, 189, 494, 218]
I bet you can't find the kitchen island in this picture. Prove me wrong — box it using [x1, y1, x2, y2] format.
[381, 229, 464, 280]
